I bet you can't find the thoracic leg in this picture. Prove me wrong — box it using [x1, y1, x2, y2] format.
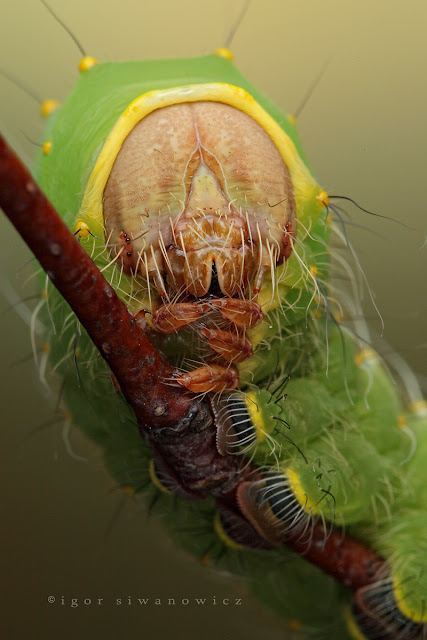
[199, 326, 253, 363]
[152, 302, 210, 334]
[153, 299, 263, 333]
[208, 298, 263, 328]
[174, 364, 239, 393]
[152, 297, 263, 392]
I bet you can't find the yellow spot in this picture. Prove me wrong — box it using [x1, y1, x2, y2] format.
[63, 410, 72, 422]
[333, 311, 343, 323]
[213, 511, 243, 550]
[314, 310, 322, 319]
[148, 459, 172, 495]
[79, 56, 98, 72]
[200, 553, 212, 567]
[42, 342, 50, 354]
[316, 190, 330, 207]
[74, 220, 91, 239]
[345, 607, 368, 640]
[42, 140, 52, 155]
[41, 289, 48, 300]
[75, 347, 81, 357]
[309, 265, 318, 278]
[287, 114, 297, 126]
[244, 392, 265, 442]
[121, 485, 135, 496]
[397, 415, 407, 429]
[286, 468, 318, 515]
[408, 399, 427, 417]
[287, 619, 301, 632]
[215, 47, 234, 61]
[393, 575, 427, 623]
[355, 348, 377, 367]
[40, 99, 60, 118]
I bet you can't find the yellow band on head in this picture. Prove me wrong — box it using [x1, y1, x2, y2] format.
[78, 83, 318, 238]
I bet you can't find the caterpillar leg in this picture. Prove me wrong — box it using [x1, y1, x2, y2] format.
[152, 298, 263, 333]
[152, 302, 210, 333]
[199, 326, 253, 363]
[208, 298, 264, 329]
[174, 363, 239, 393]
[152, 298, 260, 370]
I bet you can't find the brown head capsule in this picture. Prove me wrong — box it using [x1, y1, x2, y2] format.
[103, 101, 296, 299]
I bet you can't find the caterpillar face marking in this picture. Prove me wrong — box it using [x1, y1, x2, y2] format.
[0, 7, 422, 634]
[102, 100, 296, 296]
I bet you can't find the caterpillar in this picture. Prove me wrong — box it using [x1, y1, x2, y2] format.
[0, 1, 426, 640]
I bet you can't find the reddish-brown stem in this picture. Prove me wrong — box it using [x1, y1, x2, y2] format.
[287, 522, 383, 591]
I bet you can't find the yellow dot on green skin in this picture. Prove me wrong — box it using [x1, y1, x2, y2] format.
[316, 190, 330, 207]
[354, 348, 377, 368]
[42, 140, 52, 155]
[397, 415, 407, 429]
[408, 399, 427, 417]
[40, 99, 60, 118]
[79, 56, 98, 72]
[74, 220, 91, 239]
[121, 486, 135, 496]
[214, 47, 234, 61]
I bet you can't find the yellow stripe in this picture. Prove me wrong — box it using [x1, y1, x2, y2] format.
[286, 468, 319, 515]
[149, 459, 172, 495]
[244, 391, 266, 442]
[213, 511, 244, 550]
[345, 607, 368, 640]
[393, 575, 427, 623]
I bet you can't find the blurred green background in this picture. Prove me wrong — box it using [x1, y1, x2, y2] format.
[0, 1, 426, 639]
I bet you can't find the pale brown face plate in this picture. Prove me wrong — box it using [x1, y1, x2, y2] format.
[103, 101, 296, 299]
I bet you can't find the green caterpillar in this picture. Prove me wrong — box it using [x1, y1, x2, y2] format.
[1, 3, 426, 640]
[25, 49, 426, 639]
